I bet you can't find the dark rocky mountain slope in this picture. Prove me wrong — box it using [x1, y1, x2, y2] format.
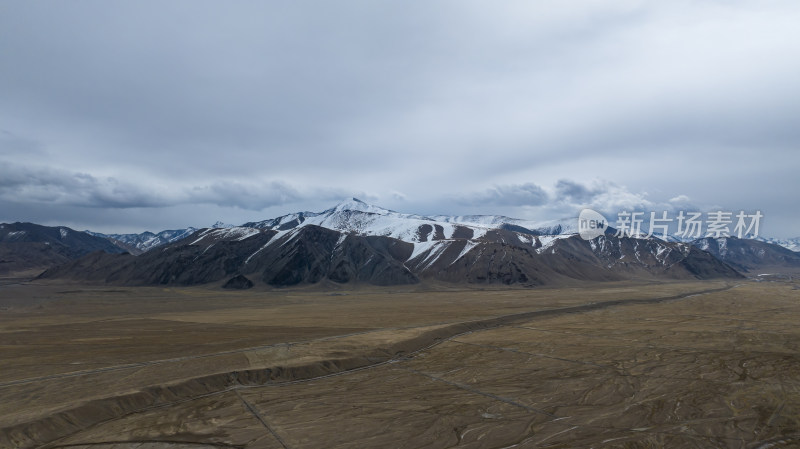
[40, 225, 742, 287]
[692, 236, 800, 272]
[0, 222, 127, 275]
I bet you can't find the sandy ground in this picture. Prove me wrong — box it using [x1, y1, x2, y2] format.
[1, 279, 799, 448]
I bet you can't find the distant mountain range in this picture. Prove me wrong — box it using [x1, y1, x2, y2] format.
[85, 228, 199, 254]
[755, 236, 800, 252]
[40, 222, 744, 288]
[0, 222, 126, 275]
[85, 198, 800, 255]
[3, 198, 799, 287]
[692, 236, 800, 273]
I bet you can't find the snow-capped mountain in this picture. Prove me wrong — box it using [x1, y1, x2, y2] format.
[19, 198, 800, 286]
[692, 236, 800, 272]
[754, 236, 800, 253]
[42, 222, 741, 288]
[654, 227, 800, 255]
[651, 232, 800, 255]
[242, 197, 576, 244]
[43, 198, 749, 288]
[210, 221, 235, 229]
[83, 199, 799, 260]
[86, 228, 198, 253]
[427, 214, 577, 236]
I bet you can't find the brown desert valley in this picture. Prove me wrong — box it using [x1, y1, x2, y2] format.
[2, 277, 799, 448]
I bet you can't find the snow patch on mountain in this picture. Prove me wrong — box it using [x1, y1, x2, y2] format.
[192, 227, 260, 243]
[754, 236, 800, 252]
[244, 240, 273, 265]
[190, 229, 213, 245]
[453, 240, 479, 263]
[409, 240, 440, 261]
[244, 199, 577, 249]
[536, 235, 572, 254]
[7, 231, 26, 240]
[88, 228, 199, 252]
[220, 227, 260, 241]
[410, 240, 452, 270]
[429, 214, 576, 236]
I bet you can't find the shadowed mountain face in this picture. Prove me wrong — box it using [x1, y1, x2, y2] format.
[0, 223, 127, 275]
[692, 237, 800, 272]
[404, 232, 743, 285]
[222, 274, 254, 289]
[17, 199, 798, 287]
[40, 224, 743, 287]
[40, 226, 417, 287]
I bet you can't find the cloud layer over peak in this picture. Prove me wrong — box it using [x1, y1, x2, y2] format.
[1, 1, 798, 236]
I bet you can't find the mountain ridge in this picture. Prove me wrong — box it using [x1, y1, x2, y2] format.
[0, 222, 128, 275]
[9, 198, 800, 284]
[40, 221, 744, 288]
[85, 198, 799, 254]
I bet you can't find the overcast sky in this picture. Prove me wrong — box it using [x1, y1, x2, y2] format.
[1, 1, 798, 237]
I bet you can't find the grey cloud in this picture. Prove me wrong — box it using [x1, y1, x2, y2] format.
[187, 183, 366, 211]
[551, 179, 657, 213]
[188, 181, 301, 211]
[0, 1, 798, 236]
[0, 163, 169, 208]
[0, 162, 337, 211]
[554, 180, 595, 204]
[545, 180, 710, 230]
[458, 183, 549, 207]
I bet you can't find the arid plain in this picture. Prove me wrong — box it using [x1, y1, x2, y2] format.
[1, 278, 799, 449]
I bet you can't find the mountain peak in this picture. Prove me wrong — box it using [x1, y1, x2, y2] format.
[328, 198, 392, 215]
